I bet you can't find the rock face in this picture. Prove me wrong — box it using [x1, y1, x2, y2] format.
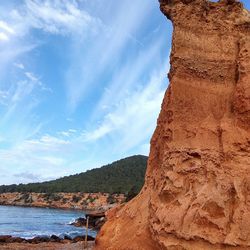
[95, 0, 250, 249]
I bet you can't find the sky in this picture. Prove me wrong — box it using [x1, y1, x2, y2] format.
[0, 0, 249, 185]
[0, 0, 172, 185]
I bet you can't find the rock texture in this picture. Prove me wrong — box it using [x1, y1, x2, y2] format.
[95, 0, 250, 249]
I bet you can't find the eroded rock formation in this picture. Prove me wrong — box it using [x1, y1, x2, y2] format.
[95, 0, 250, 249]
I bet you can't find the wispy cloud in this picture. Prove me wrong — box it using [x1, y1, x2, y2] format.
[93, 36, 168, 120]
[0, 70, 46, 147]
[23, 0, 101, 36]
[0, 21, 15, 34]
[65, 0, 156, 111]
[25, 72, 38, 82]
[82, 64, 168, 153]
[14, 62, 25, 69]
[0, 0, 100, 77]
[59, 129, 77, 137]
[0, 20, 15, 42]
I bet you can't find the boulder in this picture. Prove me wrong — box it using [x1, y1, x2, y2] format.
[64, 235, 72, 241]
[50, 235, 61, 242]
[0, 235, 12, 243]
[72, 235, 95, 242]
[27, 236, 50, 244]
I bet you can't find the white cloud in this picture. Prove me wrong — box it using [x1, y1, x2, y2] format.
[0, 20, 15, 34]
[83, 123, 112, 142]
[10, 0, 102, 37]
[0, 20, 15, 42]
[0, 126, 96, 184]
[22, 136, 69, 155]
[14, 62, 25, 69]
[0, 43, 37, 84]
[40, 156, 65, 166]
[66, 118, 74, 122]
[24, 71, 51, 92]
[60, 131, 71, 137]
[0, 32, 9, 41]
[59, 129, 77, 137]
[40, 135, 68, 144]
[25, 72, 39, 82]
[0, 134, 72, 183]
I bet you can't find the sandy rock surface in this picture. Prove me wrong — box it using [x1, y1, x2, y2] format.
[95, 0, 250, 249]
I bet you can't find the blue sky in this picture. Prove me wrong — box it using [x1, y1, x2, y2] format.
[0, 0, 172, 184]
[0, 0, 249, 185]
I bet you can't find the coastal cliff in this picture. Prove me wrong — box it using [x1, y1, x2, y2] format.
[0, 192, 125, 211]
[95, 0, 250, 249]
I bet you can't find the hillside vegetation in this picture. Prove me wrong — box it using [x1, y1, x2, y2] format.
[0, 155, 148, 194]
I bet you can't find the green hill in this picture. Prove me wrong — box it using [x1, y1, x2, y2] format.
[0, 155, 148, 194]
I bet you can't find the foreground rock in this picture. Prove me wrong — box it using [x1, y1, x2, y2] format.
[95, 0, 250, 249]
[71, 211, 106, 230]
[0, 235, 95, 244]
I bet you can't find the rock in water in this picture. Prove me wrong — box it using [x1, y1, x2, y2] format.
[95, 1, 250, 249]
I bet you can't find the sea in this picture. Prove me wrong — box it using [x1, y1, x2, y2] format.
[0, 205, 97, 239]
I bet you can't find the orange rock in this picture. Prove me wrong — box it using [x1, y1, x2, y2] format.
[95, 0, 250, 249]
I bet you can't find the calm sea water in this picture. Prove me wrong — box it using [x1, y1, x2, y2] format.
[0, 205, 97, 239]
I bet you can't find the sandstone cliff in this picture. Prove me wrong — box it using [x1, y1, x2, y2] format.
[95, 0, 250, 249]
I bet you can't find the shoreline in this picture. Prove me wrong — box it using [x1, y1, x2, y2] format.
[0, 200, 108, 247]
[0, 234, 95, 243]
[0, 203, 98, 213]
[0, 192, 118, 249]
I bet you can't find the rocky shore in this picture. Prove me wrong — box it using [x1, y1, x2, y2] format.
[0, 234, 95, 250]
[0, 212, 100, 249]
[0, 192, 125, 211]
[0, 241, 95, 250]
[0, 234, 95, 244]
